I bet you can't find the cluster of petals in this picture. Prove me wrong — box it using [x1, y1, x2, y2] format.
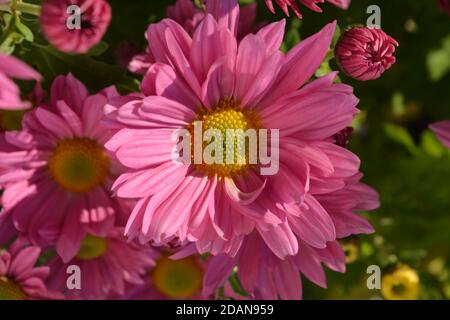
[430, 121, 450, 148]
[128, 0, 260, 75]
[264, 0, 351, 18]
[46, 228, 157, 299]
[203, 173, 379, 299]
[0, 54, 41, 110]
[0, 239, 62, 300]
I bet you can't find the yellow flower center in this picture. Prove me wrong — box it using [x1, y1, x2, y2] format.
[0, 276, 26, 300]
[76, 235, 108, 260]
[0, 109, 27, 131]
[189, 99, 260, 177]
[381, 265, 420, 300]
[48, 138, 110, 193]
[152, 256, 203, 299]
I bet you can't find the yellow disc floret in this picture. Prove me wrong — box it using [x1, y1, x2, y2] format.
[190, 99, 260, 177]
[76, 234, 108, 260]
[0, 276, 26, 300]
[48, 137, 110, 193]
[152, 256, 203, 299]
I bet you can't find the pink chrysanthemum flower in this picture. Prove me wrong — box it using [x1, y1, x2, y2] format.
[106, 0, 377, 260]
[430, 121, 450, 148]
[0, 74, 127, 263]
[203, 176, 379, 299]
[128, 0, 259, 75]
[0, 240, 62, 300]
[335, 26, 399, 81]
[264, 0, 351, 18]
[0, 54, 41, 110]
[46, 228, 156, 299]
[40, 0, 112, 54]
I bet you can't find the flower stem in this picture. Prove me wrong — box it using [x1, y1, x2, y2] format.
[0, 1, 41, 16]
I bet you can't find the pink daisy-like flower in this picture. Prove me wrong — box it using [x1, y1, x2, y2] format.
[264, 0, 351, 18]
[40, 0, 112, 54]
[106, 0, 377, 261]
[0, 54, 41, 110]
[335, 26, 399, 81]
[203, 175, 379, 299]
[0, 74, 127, 263]
[46, 228, 156, 299]
[0, 239, 62, 300]
[430, 121, 450, 148]
[128, 0, 260, 75]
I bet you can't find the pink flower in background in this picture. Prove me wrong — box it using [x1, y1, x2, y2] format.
[335, 26, 399, 81]
[0, 54, 41, 110]
[40, 0, 112, 54]
[128, 0, 260, 75]
[46, 228, 157, 299]
[264, 0, 351, 18]
[106, 0, 377, 262]
[438, 0, 450, 15]
[203, 176, 378, 299]
[430, 121, 450, 148]
[166, 0, 205, 36]
[0, 240, 62, 300]
[0, 74, 127, 263]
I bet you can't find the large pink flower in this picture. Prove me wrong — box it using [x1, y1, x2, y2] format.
[430, 121, 450, 148]
[46, 228, 156, 299]
[128, 0, 260, 75]
[0, 74, 126, 263]
[40, 0, 112, 54]
[0, 239, 62, 300]
[264, 0, 351, 18]
[106, 0, 377, 261]
[203, 176, 379, 299]
[0, 54, 41, 110]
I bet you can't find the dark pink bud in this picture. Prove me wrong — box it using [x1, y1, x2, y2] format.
[335, 26, 399, 81]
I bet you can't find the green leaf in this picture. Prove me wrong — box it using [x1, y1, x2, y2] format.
[384, 123, 420, 156]
[14, 15, 33, 42]
[29, 44, 138, 92]
[421, 131, 446, 157]
[427, 49, 450, 82]
[228, 273, 249, 298]
[87, 42, 110, 57]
